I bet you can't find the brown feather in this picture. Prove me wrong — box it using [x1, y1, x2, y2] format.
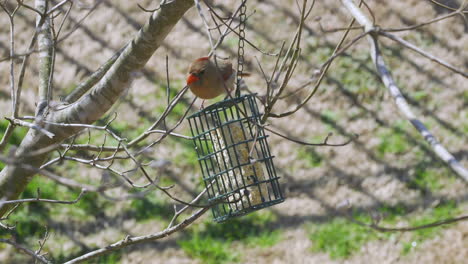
[187, 57, 235, 99]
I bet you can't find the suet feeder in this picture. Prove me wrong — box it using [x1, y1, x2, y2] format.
[187, 94, 284, 222]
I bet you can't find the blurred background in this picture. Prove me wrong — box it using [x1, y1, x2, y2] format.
[0, 0, 467, 263]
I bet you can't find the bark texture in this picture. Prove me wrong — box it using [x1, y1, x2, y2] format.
[0, 0, 194, 217]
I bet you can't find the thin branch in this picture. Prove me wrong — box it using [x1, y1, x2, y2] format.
[340, 0, 468, 181]
[0, 124, 16, 152]
[35, 226, 50, 263]
[41, 170, 99, 191]
[352, 214, 468, 232]
[135, 97, 196, 156]
[5, 117, 55, 138]
[63, 48, 123, 103]
[208, 5, 278, 56]
[16, 32, 39, 117]
[16, 0, 43, 16]
[194, 0, 215, 51]
[35, 0, 54, 117]
[0, 239, 51, 263]
[54, 0, 73, 39]
[0, 3, 20, 152]
[0, 188, 87, 206]
[427, 0, 458, 11]
[137, 0, 174, 13]
[383, 11, 458, 32]
[63, 206, 210, 264]
[265, 0, 362, 120]
[379, 31, 467, 78]
[207, 0, 248, 57]
[127, 86, 190, 147]
[261, 0, 312, 123]
[47, 0, 73, 15]
[56, 0, 102, 43]
[266, 128, 356, 147]
[168, 186, 209, 228]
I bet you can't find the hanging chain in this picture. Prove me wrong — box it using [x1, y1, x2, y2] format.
[235, 0, 247, 97]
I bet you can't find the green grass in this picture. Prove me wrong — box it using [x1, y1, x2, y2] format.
[410, 90, 430, 102]
[461, 90, 468, 104]
[407, 164, 446, 192]
[330, 52, 380, 100]
[130, 194, 173, 222]
[320, 110, 339, 123]
[172, 136, 199, 168]
[179, 234, 239, 264]
[402, 201, 460, 255]
[377, 125, 411, 158]
[0, 177, 55, 243]
[0, 119, 28, 145]
[309, 215, 385, 259]
[0, 119, 28, 169]
[309, 201, 461, 259]
[178, 211, 281, 264]
[297, 147, 322, 167]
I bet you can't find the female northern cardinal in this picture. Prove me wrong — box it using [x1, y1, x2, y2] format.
[186, 57, 236, 100]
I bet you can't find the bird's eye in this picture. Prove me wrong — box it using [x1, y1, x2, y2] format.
[199, 70, 205, 75]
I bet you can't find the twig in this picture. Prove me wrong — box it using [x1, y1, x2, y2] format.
[383, 11, 459, 32]
[0, 189, 87, 206]
[63, 206, 210, 264]
[340, 0, 468, 181]
[0, 3, 20, 151]
[194, 0, 215, 50]
[5, 117, 55, 138]
[0, 239, 51, 264]
[64, 48, 123, 103]
[35, 0, 54, 117]
[351, 214, 468, 232]
[207, 0, 249, 57]
[264, 0, 359, 120]
[35, 226, 50, 264]
[427, 0, 458, 11]
[208, 6, 278, 56]
[47, 0, 73, 15]
[16, 32, 39, 117]
[136, 0, 168, 13]
[167, 186, 209, 228]
[379, 31, 467, 78]
[266, 128, 356, 147]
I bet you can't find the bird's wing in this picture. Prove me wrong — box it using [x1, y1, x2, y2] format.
[220, 62, 234, 81]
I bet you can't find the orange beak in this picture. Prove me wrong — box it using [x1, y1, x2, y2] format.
[187, 73, 200, 85]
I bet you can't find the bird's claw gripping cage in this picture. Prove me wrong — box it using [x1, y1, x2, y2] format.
[188, 94, 284, 222]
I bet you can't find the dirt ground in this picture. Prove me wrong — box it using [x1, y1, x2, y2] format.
[0, 0, 467, 263]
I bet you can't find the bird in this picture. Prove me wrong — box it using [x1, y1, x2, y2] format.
[186, 57, 236, 102]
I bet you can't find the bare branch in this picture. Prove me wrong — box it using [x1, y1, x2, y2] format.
[5, 117, 55, 138]
[352, 214, 468, 232]
[47, 0, 73, 15]
[0, 239, 51, 264]
[383, 10, 459, 32]
[340, 0, 468, 181]
[194, 0, 215, 51]
[63, 206, 209, 264]
[0, 188, 87, 206]
[427, 0, 458, 11]
[35, 0, 54, 116]
[379, 31, 468, 78]
[264, 1, 361, 120]
[63, 48, 123, 103]
[265, 127, 357, 147]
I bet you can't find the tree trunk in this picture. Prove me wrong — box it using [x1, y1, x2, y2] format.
[0, 0, 194, 217]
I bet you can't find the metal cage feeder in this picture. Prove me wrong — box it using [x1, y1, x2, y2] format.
[187, 94, 284, 222]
